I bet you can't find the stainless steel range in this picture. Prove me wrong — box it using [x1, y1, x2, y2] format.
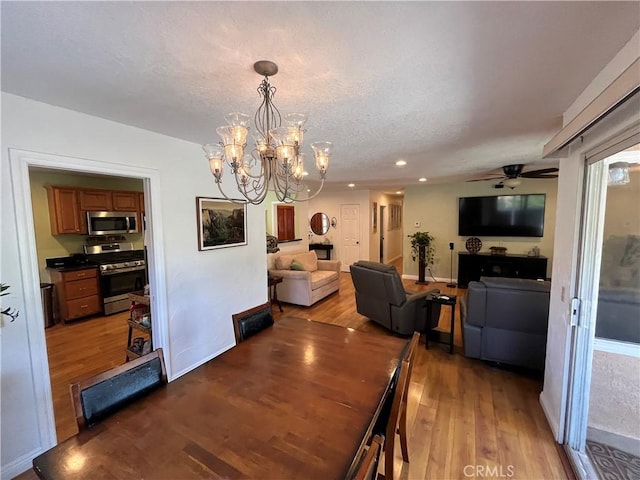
[84, 242, 146, 315]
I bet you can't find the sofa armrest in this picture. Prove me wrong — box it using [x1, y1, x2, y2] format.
[268, 269, 311, 281]
[318, 260, 341, 272]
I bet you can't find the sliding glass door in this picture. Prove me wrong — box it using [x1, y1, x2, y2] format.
[565, 142, 640, 478]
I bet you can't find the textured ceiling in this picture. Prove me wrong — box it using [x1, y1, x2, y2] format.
[2, 2, 639, 191]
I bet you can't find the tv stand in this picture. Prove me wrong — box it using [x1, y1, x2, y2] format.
[457, 252, 547, 287]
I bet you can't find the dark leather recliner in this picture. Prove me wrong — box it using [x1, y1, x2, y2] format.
[350, 261, 441, 335]
[461, 276, 551, 370]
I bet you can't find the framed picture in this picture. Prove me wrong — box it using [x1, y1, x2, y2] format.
[196, 197, 247, 251]
[389, 204, 402, 230]
[372, 202, 378, 233]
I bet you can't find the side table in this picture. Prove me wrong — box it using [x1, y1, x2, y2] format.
[268, 275, 283, 312]
[425, 294, 457, 354]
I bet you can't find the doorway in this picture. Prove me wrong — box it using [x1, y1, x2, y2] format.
[29, 167, 150, 441]
[9, 148, 169, 451]
[565, 142, 640, 477]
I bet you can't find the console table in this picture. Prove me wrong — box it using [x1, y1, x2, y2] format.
[309, 243, 333, 260]
[457, 252, 547, 287]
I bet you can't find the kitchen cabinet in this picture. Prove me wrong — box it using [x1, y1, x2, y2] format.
[46, 186, 144, 235]
[112, 191, 138, 211]
[46, 187, 82, 235]
[49, 267, 102, 322]
[79, 189, 113, 211]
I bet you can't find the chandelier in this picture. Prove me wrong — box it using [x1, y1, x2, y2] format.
[203, 60, 333, 205]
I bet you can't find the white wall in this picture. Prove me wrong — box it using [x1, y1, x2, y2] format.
[0, 93, 267, 477]
[403, 179, 558, 281]
[309, 189, 370, 271]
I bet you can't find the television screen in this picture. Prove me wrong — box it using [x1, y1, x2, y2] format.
[458, 194, 546, 237]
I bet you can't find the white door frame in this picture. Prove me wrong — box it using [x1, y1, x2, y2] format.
[8, 148, 170, 451]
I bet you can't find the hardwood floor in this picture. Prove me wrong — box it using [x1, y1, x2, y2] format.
[44, 310, 149, 442]
[22, 258, 567, 479]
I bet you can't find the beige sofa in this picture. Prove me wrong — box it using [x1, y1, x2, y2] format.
[268, 250, 341, 306]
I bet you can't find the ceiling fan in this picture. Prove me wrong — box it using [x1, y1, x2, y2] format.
[467, 164, 559, 189]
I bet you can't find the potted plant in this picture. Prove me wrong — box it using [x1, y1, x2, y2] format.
[1, 283, 19, 322]
[408, 232, 435, 284]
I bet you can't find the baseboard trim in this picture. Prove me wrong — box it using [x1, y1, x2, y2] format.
[1, 447, 40, 480]
[587, 426, 640, 456]
[170, 343, 234, 381]
[401, 274, 449, 284]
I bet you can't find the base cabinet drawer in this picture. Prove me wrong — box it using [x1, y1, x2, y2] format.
[61, 269, 97, 282]
[65, 278, 99, 300]
[66, 296, 101, 320]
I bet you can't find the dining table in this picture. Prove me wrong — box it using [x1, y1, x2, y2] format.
[33, 316, 407, 480]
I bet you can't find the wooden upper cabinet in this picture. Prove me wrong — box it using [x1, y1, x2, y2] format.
[46, 186, 143, 235]
[277, 205, 296, 241]
[79, 190, 112, 211]
[112, 191, 138, 211]
[46, 187, 82, 235]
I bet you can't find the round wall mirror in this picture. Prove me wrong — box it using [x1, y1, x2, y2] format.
[310, 212, 330, 235]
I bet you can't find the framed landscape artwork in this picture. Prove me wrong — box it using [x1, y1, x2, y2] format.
[372, 202, 378, 233]
[196, 197, 247, 251]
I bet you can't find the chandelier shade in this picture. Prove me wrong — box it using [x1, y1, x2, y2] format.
[203, 61, 333, 204]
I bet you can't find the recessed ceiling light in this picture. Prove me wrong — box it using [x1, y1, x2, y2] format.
[396, 191, 403, 195]
[302, 171, 309, 176]
[395, 160, 407, 166]
[306, 188, 311, 192]
[348, 183, 355, 188]
[418, 177, 427, 182]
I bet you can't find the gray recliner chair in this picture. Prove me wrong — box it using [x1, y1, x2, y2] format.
[461, 276, 551, 371]
[349, 261, 441, 335]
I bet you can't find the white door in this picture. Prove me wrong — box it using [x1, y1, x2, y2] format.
[340, 204, 360, 271]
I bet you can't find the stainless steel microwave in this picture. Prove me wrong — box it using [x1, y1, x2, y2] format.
[87, 211, 139, 235]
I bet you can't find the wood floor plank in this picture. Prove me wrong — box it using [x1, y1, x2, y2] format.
[14, 257, 569, 480]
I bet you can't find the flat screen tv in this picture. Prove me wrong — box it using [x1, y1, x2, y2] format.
[458, 194, 545, 237]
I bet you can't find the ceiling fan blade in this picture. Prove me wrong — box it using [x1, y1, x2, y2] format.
[466, 175, 505, 182]
[521, 167, 559, 177]
[524, 174, 559, 179]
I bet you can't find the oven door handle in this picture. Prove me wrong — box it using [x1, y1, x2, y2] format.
[101, 266, 146, 276]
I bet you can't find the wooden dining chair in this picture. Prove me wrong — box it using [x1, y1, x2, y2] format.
[70, 348, 167, 431]
[354, 434, 383, 480]
[398, 331, 420, 463]
[374, 332, 419, 480]
[377, 356, 411, 480]
[232, 301, 274, 343]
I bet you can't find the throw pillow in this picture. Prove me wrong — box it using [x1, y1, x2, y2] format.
[290, 259, 305, 271]
[297, 250, 319, 272]
[275, 254, 294, 270]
